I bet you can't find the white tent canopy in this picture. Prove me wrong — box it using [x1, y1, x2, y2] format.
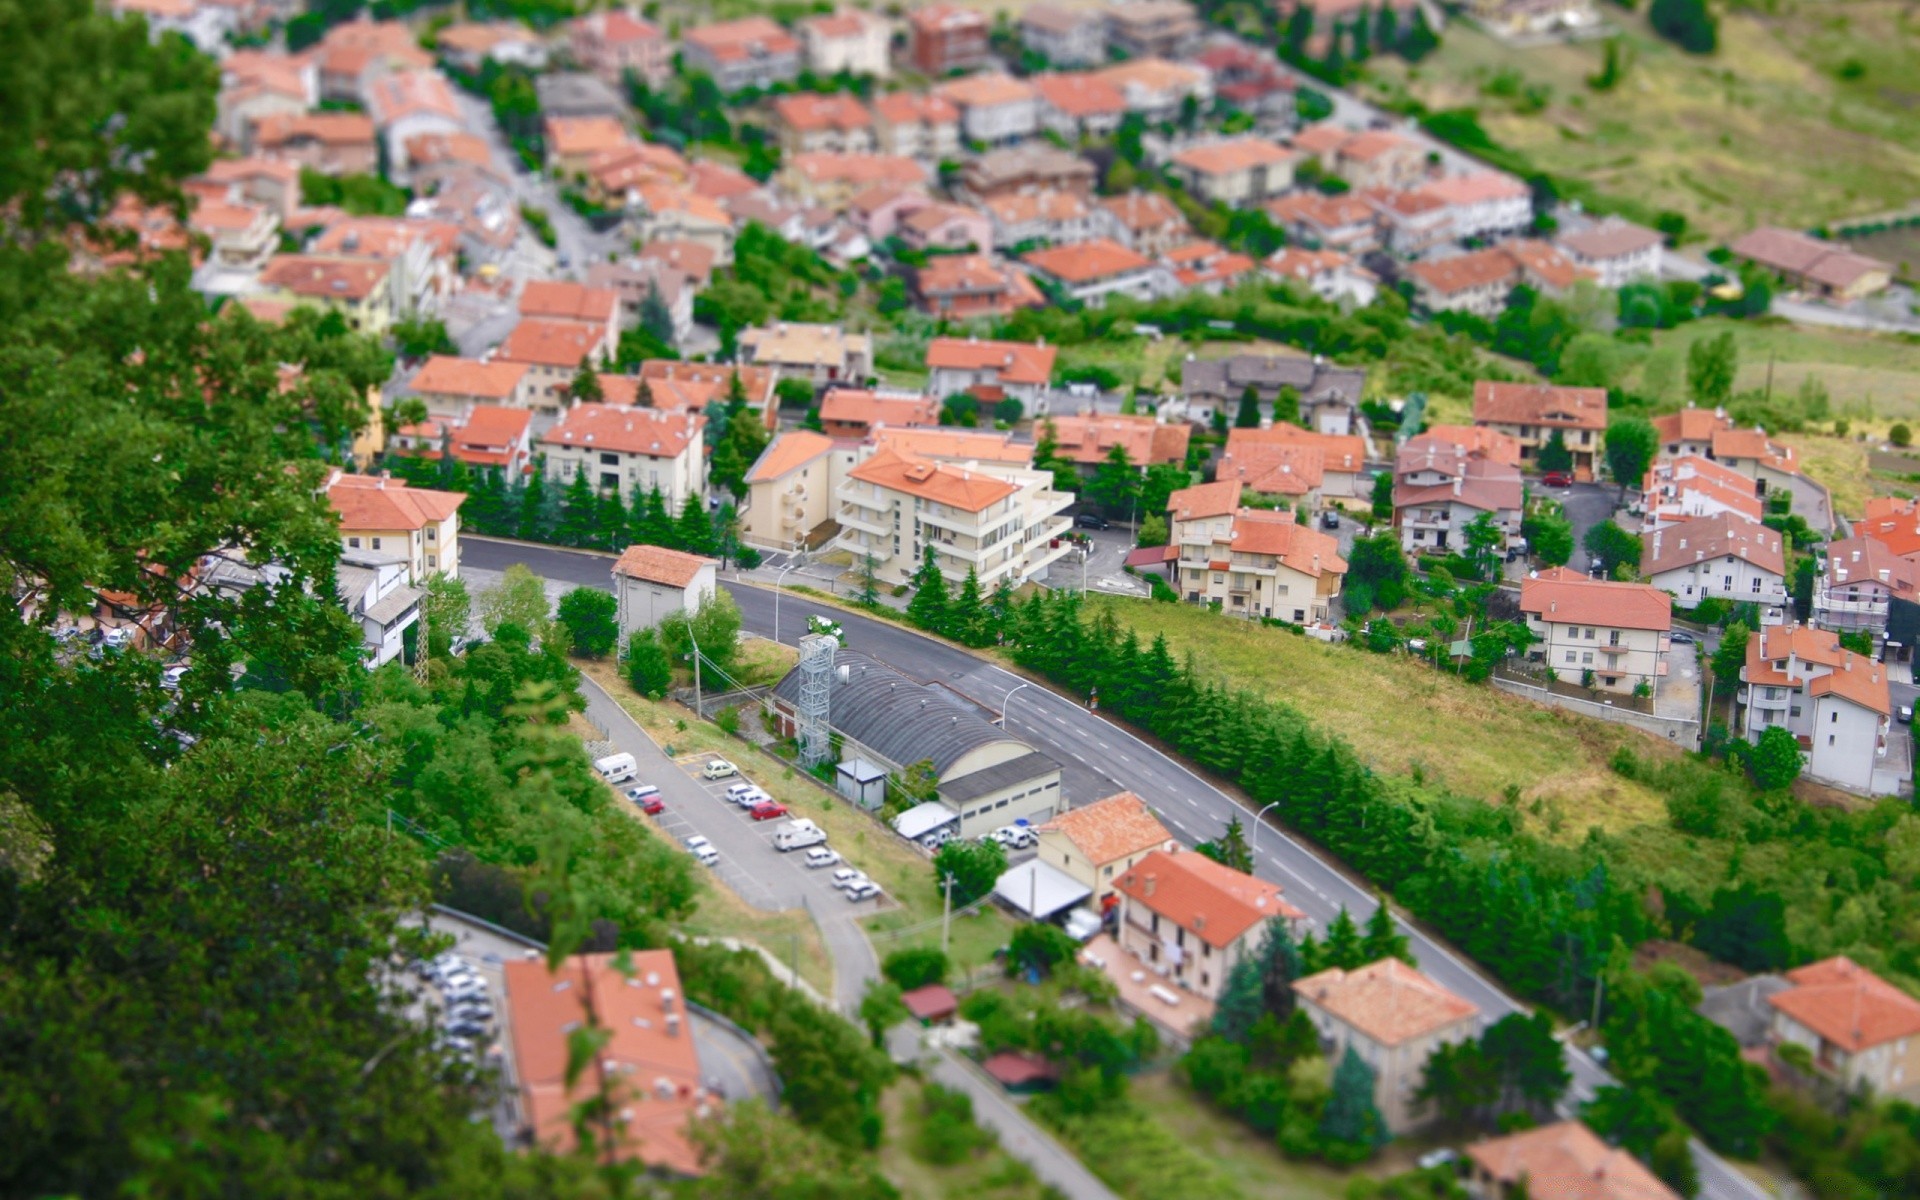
[993, 860, 1092, 920]
[892, 801, 959, 841]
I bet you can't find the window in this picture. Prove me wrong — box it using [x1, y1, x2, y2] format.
[371, 538, 382, 550]
[348, 537, 361, 548]
[599, 452, 618, 466]
[1150, 913, 1158, 934]
[1604, 676, 1617, 687]
[1829, 735, 1836, 746]
[1565, 650, 1576, 664]
[1582, 652, 1593, 664]
[427, 555, 436, 569]
[1752, 577, 1763, 593]
[1832, 711, 1839, 724]
[1103, 865, 1113, 878]
[1584, 628, 1595, 640]
[425, 527, 436, 543]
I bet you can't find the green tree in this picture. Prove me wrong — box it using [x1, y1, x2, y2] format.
[1463, 512, 1505, 580]
[1522, 511, 1574, 567]
[948, 566, 990, 646]
[391, 317, 457, 359]
[477, 563, 552, 638]
[1693, 883, 1789, 972]
[555, 587, 619, 658]
[1318, 1046, 1388, 1161]
[1323, 907, 1363, 970]
[1746, 725, 1803, 791]
[1604, 416, 1659, 500]
[1481, 1012, 1571, 1116]
[932, 837, 1007, 907]
[1256, 923, 1307, 1017]
[1583, 521, 1643, 579]
[858, 979, 909, 1047]
[1415, 1038, 1499, 1129]
[906, 545, 950, 633]
[421, 574, 472, 658]
[674, 496, 717, 556]
[1791, 555, 1817, 622]
[1138, 513, 1170, 547]
[518, 459, 553, 541]
[1008, 923, 1081, 977]
[1649, 0, 1718, 53]
[1360, 900, 1412, 965]
[763, 999, 893, 1149]
[630, 485, 675, 548]
[1893, 423, 1913, 448]
[1235, 385, 1263, 429]
[555, 469, 600, 547]
[1370, 471, 1395, 523]
[570, 355, 603, 402]
[1537, 428, 1574, 474]
[882, 946, 950, 991]
[1211, 955, 1267, 1044]
[638, 280, 675, 346]
[1686, 331, 1738, 406]
[857, 552, 881, 608]
[1087, 443, 1141, 517]
[626, 628, 673, 697]
[1581, 1086, 1700, 1199]
[660, 590, 744, 681]
[1347, 533, 1409, 611]
[1201, 815, 1254, 874]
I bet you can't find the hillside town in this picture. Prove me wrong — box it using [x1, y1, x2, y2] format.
[15, 3, 1920, 1200]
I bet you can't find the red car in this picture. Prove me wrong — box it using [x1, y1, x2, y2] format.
[1542, 471, 1574, 488]
[749, 801, 789, 821]
[639, 797, 666, 815]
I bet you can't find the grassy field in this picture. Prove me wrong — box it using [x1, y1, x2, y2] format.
[1080, 596, 1678, 839]
[1361, 4, 1920, 240]
[876, 1078, 1056, 1200]
[1622, 318, 1920, 419]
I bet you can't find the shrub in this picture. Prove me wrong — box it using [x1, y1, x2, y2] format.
[714, 705, 741, 735]
[912, 1084, 991, 1165]
[1894, 423, 1913, 448]
[881, 946, 950, 991]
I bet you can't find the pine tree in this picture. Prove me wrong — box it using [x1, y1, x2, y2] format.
[1319, 1046, 1388, 1158]
[556, 469, 599, 547]
[949, 567, 988, 646]
[597, 488, 628, 552]
[518, 458, 552, 541]
[1211, 956, 1266, 1044]
[906, 545, 949, 633]
[857, 552, 881, 608]
[674, 496, 715, 556]
[1235, 385, 1262, 428]
[1324, 908, 1363, 970]
[633, 485, 675, 548]
[571, 355, 603, 403]
[1299, 930, 1326, 974]
[989, 577, 1017, 627]
[1257, 922, 1306, 1016]
[635, 375, 654, 408]
[638, 280, 674, 346]
[1361, 899, 1412, 965]
[1216, 815, 1252, 874]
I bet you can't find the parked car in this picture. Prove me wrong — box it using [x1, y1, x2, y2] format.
[1073, 512, 1110, 530]
[724, 782, 758, 803]
[625, 784, 662, 806]
[830, 868, 869, 891]
[990, 825, 1035, 849]
[846, 882, 882, 903]
[804, 847, 841, 869]
[1669, 630, 1696, 645]
[1417, 1148, 1458, 1171]
[734, 787, 771, 808]
[161, 663, 190, 690]
[1900, 705, 1913, 724]
[749, 801, 789, 821]
[1320, 510, 1340, 530]
[1542, 471, 1574, 488]
[638, 795, 666, 815]
[702, 759, 739, 780]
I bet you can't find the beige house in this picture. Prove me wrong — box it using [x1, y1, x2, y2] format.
[539, 403, 707, 511]
[1466, 1120, 1680, 1200]
[404, 356, 536, 423]
[1471, 381, 1607, 481]
[799, 9, 891, 77]
[1520, 567, 1672, 694]
[742, 429, 843, 551]
[737, 322, 873, 389]
[872, 92, 961, 162]
[326, 471, 465, 582]
[612, 544, 717, 642]
[833, 445, 1073, 587]
[1169, 137, 1294, 207]
[770, 93, 875, 157]
[1113, 848, 1305, 1002]
[496, 318, 614, 416]
[1036, 792, 1176, 908]
[1166, 481, 1348, 625]
[1768, 956, 1920, 1099]
[1294, 958, 1481, 1133]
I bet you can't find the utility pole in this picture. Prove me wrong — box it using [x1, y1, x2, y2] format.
[941, 872, 956, 956]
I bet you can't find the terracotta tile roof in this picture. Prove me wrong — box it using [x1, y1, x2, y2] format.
[687, 159, 759, 202]
[1769, 957, 1920, 1053]
[821, 388, 941, 429]
[639, 360, 776, 406]
[1363, 186, 1449, 220]
[1227, 509, 1346, 576]
[327, 472, 465, 531]
[916, 256, 1045, 309]
[935, 72, 1037, 110]
[1710, 427, 1798, 474]
[1167, 478, 1240, 521]
[315, 19, 433, 80]
[404, 130, 493, 168]
[451, 404, 531, 453]
[1040, 792, 1173, 865]
[803, 9, 882, 39]
[1466, 1121, 1679, 1200]
[311, 216, 460, 259]
[874, 428, 1031, 464]
[1419, 423, 1522, 466]
[1558, 218, 1663, 261]
[190, 198, 267, 234]
[1472, 381, 1608, 431]
[1021, 4, 1099, 34]
[684, 16, 799, 61]
[1265, 189, 1376, 230]
[901, 983, 959, 1021]
[544, 115, 630, 160]
[1822, 537, 1917, 600]
[1291, 123, 1355, 156]
[1265, 246, 1359, 284]
[925, 337, 1057, 385]
[1022, 237, 1152, 284]
[1172, 136, 1293, 176]
[258, 254, 390, 301]
[1420, 170, 1528, 204]
[1753, 622, 1848, 672]
[746, 430, 836, 483]
[1644, 455, 1762, 521]
[1218, 443, 1324, 496]
[846, 444, 1018, 512]
[984, 188, 1091, 225]
[572, 9, 661, 46]
[1408, 246, 1520, 296]
[503, 950, 708, 1175]
[253, 112, 375, 149]
[519, 280, 620, 324]
[1045, 412, 1190, 467]
[1116, 849, 1301, 950]
[1228, 425, 1365, 473]
[1731, 227, 1891, 292]
[1641, 512, 1785, 579]
[498, 318, 606, 368]
[1650, 405, 1733, 445]
[873, 91, 959, 125]
[410, 355, 528, 399]
[1163, 239, 1257, 289]
[1094, 56, 1208, 96]
[1032, 72, 1127, 119]
[1504, 238, 1594, 291]
[788, 152, 927, 189]
[1521, 573, 1671, 632]
[1335, 127, 1421, 163]
[773, 92, 873, 132]
[598, 373, 717, 412]
[1295, 958, 1479, 1046]
[1099, 190, 1189, 234]
[1392, 451, 1524, 517]
[637, 239, 718, 285]
[1807, 652, 1892, 716]
[365, 69, 460, 126]
[542, 403, 703, 458]
[613, 544, 717, 587]
[907, 3, 987, 33]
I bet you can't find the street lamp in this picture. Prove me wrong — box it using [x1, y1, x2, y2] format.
[1001, 681, 1032, 728]
[1248, 800, 1283, 858]
[772, 563, 800, 644]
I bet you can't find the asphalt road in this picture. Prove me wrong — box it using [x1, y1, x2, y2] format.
[464, 536, 1770, 1200]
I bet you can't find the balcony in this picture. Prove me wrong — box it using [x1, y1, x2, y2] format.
[834, 504, 890, 537]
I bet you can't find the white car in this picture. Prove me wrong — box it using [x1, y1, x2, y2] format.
[702, 759, 739, 780]
[724, 782, 757, 803]
[990, 826, 1035, 849]
[684, 835, 712, 852]
[830, 868, 868, 891]
[845, 882, 882, 903]
[734, 787, 771, 808]
[803, 847, 841, 869]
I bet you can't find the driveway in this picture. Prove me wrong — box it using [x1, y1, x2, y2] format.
[1657, 640, 1702, 722]
[1534, 480, 1618, 572]
[1041, 525, 1149, 598]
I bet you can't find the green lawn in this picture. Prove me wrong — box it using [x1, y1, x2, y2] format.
[1623, 318, 1920, 420]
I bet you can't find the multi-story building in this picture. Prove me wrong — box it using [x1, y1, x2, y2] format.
[1167, 482, 1349, 623]
[496, 317, 615, 418]
[631, 186, 736, 265]
[1710, 426, 1804, 498]
[583, 258, 696, 348]
[1266, 191, 1381, 255]
[1642, 512, 1788, 612]
[188, 195, 280, 277]
[926, 337, 1058, 411]
[1045, 412, 1192, 475]
[1556, 217, 1664, 288]
[567, 9, 670, 90]
[1179, 353, 1368, 435]
[1391, 434, 1525, 557]
[405, 355, 535, 419]
[895, 201, 993, 253]
[935, 73, 1040, 146]
[1031, 72, 1128, 141]
[390, 405, 536, 479]
[1640, 455, 1763, 531]
[770, 93, 875, 156]
[914, 254, 1046, 319]
[1293, 124, 1428, 192]
[818, 388, 941, 438]
[518, 280, 622, 361]
[1092, 57, 1211, 122]
[1022, 238, 1172, 307]
[308, 216, 460, 318]
[251, 113, 378, 176]
[799, 8, 892, 77]
[1421, 171, 1533, 241]
[1020, 5, 1107, 67]
[906, 4, 990, 75]
[779, 152, 927, 210]
[742, 430, 843, 550]
[872, 91, 961, 161]
[539, 403, 707, 510]
[1104, 0, 1201, 59]
[1099, 190, 1193, 255]
[832, 444, 1074, 586]
[681, 17, 802, 92]
[364, 69, 464, 185]
[1520, 567, 1673, 694]
[1466, 1121, 1682, 1200]
[1113, 848, 1305, 1002]
[1035, 792, 1175, 909]
[1405, 246, 1522, 318]
[984, 189, 1100, 248]
[1740, 623, 1890, 792]
[1169, 137, 1295, 207]
[1362, 187, 1454, 257]
[1226, 424, 1369, 500]
[1814, 537, 1917, 641]
[326, 470, 465, 581]
[959, 143, 1097, 200]
[736, 321, 873, 390]
[254, 255, 395, 336]
[1650, 405, 1734, 462]
[1294, 959, 1481, 1134]
[1265, 246, 1380, 307]
[1471, 381, 1607, 480]
[1767, 957, 1920, 1100]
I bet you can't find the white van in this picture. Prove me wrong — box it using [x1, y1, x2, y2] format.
[773, 819, 826, 852]
[594, 752, 638, 784]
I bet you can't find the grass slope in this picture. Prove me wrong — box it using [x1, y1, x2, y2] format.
[875, 1079, 1057, 1200]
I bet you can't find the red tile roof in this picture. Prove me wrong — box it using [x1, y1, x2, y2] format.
[925, 337, 1057, 386]
[542, 403, 703, 459]
[1226, 509, 1346, 577]
[1521, 573, 1672, 632]
[1044, 412, 1190, 467]
[1115, 849, 1302, 950]
[683, 16, 799, 61]
[1039, 792, 1173, 865]
[1467, 1121, 1679, 1200]
[1032, 72, 1127, 119]
[1769, 956, 1920, 1054]
[1172, 136, 1293, 176]
[1022, 237, 1153, 284]
[1166, 478, 1240, 521]
[1650, 405, 1733, 445]
[821, 389, 941, 430]
[1641, 512, 1785, 579]
[519, 279, 619, 324]
[745, 430, 836, 483]
[258, 254, 389, 301]
[1473, 381, 1608, 431]
[326, 472, 465, 531]
[774, 92, 873, 133]
[498, 318, 606, 368]
[846, 444, 1019, 512]
[409, 355, 528, 399]
[613, 544, 717, 588]
[1294, 958, 1479, 1046]
[1408, 246, 1520, 296]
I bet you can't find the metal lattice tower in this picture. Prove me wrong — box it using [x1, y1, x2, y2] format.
[795, 633, 838, 767]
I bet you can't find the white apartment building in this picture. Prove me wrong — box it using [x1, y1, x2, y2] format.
[1390, 435, 1525, 556]
[924, 337, 1057, 410]
[935, 73, 1039, 146]
[1641, 454, 1763, 531]
[1020, 5, 1106, 66]
[1642, 512, 1788, 612]
[1741, 623, 1891, 793]
[539, 403, 707, 512]
[1520, 567, 1673, 694]
[833, 445, 1072, 587]
[799, 9, 891, 77]
[1813, 536, 1916, 640]
[1556, 218, 1664, 288]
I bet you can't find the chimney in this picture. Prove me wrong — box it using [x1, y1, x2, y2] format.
[1144, 873, 1157, 897]
[666, 1012, 681, 1036]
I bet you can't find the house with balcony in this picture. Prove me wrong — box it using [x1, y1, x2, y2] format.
[1471, 381, 1607, 481]
[1046, 412, 1192, 477]
[872, 92, 961, 161]
[1104, 0, 1201, 59]
[831, 445, 1073, 587]
[309, 216, 460, 319]
[1642, 512, 1787, 612]
[1710, 426, 1804, 498]
[1640, 454, 1763, 531]
[567, 9, 670, 89]
[1021, 5, 1106, 66]
[1421, 171, 1533, 242]
[926, 337, 1058, 412]
[819, 388, 941, 438]
[1170, 138, 1295, 208]
[1167, 481, 1349, 624]
[799, 9, 891, 77]
[189, 195, 280, 278]
[1520, 567, 1672, 694]
[742, 430, 846, 551]
[326, 470, 465, 583]
[1391, 435, 1525, 556]
[1031, 72, 1128, 141]
[1093, 57, 1211, 122]
[771, 93, 875, 157]
[914, 254, 1045, 320]
[1114, 848, 1305, 1002]
[1227, 424, 1368, 501]
[1022, 238, 1173, 307]
[253, 255, 395, 336]
[251, 112, 378, 176]
[539, 403, 707, 511]
[496, 317, 615, 418]
[405, 355, 535, 420]
[1099, 190, 1193, 256]
[1767, 957, 1920, 1100]
[1556, 217, 1663, 288]
[737, 322, 872, 390]
[1266, 191, 1381, 256]
[984, 189, 1100, 248]
[1294, 958, 1481, 1134]
[1741, 622, 1890, 792]
[681, 17, 801, 92]
[1405, 246, 1524, 318]
[389, 405, 536, 479]
[935, 73, 1039, 147]
[1650, 405, 1734, 462]
[1814, 537, 1917, 642]
[907, 4, 990, 74]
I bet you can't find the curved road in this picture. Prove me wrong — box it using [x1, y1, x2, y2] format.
[463, 536, 1771, 1200]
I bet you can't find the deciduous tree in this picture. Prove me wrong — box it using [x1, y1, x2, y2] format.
[555, 587, 619, 658]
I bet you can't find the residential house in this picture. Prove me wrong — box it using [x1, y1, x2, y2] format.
[1471, 381, 1608, 480]
[896, 201, 993, 253]
[907, 4, 990, 75]
[1032, 72, 1128, 141]
[1465, 1121, 1680, 1200]
[310, 216, 460, 318]
[1045, 413, 1192, 475]
[1035, 792, 1176, 909]
[926, 337, 1058, 411]
[1022, 238, 1172, 307]
[872, 92, 961, 161]
[832, 444, 1074, 586]
[1170, 138, 1295, 207]
[1420, 423, 1523, 468]
[1710, 426, 1803, 497]
[799, 9, 891, 77]
[406, 355, 536, 420]
[1114, 848, 1305, 1002]
[1167, 487, 1349, 623]
[584, 259, 696, 348]
[519, 280, 622, 361]
[1730, 227, 1893, 301]
[1741, 623, 1890, 792]
[1643, 512, 1788, 611]
[1265, 246, 1380, 307]
[690, 159, 763, 205]
[637, 361, 778, 423]
[1651, 405, 1734, 462]
[915, 254, 1046, 319]
[1195, 42, 1293, 114]
[1179, 353, 1368, 435]
[1556, 217, 1663, 288]
[1405, 246, 1523, 318]
[935, 73, 1039, 146]
[737, 322, 872, 390]
[1091, 57, 1211, 121]
[771, 93, 875, 156]
[819, 388, 941, 438]
[434, 22, 547, 74]
[543, 115, 630, 176]
[874, 428, 1031, 465]
[503, 951, 711, 1175]
[496, 318, 615, 418]
[364, 69, 464, 184]
[390, 405, 536, 478]
[636, 239, 718, 289]
[254, 255, 395, 336]
[1520, 568, 1673, 694]
[1391, 435, 1525, 556]
[612, 544, 718, 638]
[1228, 424, 1369, 500]
[189, 194, 279, 276]
[985, 189, 1100, 248]
[333, 549, 425, 668]
[1502, 238, 1595, 298]
[1421, 171, 1533, 241]
[1292, 125, 1427, 192]
[584, 140, 691, 205]
[312, 19, 433, 105]
[1266, 191, 1380, 255]
[1294, 958, 1481, 1134]
[780, 152, 926, 210]
[742, 430, 840, 550]
[1021, 5, 1106, 67]
[959, 143, 1097, 200]
[251, 113, 378, 176]
[1104, 0, 1201, 59]
[1163, 240, 1258, 295]
[1362, 187, 1453, 257]
[681, 17, 802, 92]
[1857, 496, 1920, 559]
[631, 186, 736, 265]
[534, 71, 629, 121]
[540, 403, 707, 510]
[1814, 537, 1918, 641]
[1767, 957, 1920, 1100]
[1641, 455, 1763, 531]
[1099, 191, 1193, 256]
[217, 50, 314, 149]
[1214, 441, 1325, 509]
[567, 9, 670, 90]
[326, 470, 465, 581]
[411, 167, 520, 266]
